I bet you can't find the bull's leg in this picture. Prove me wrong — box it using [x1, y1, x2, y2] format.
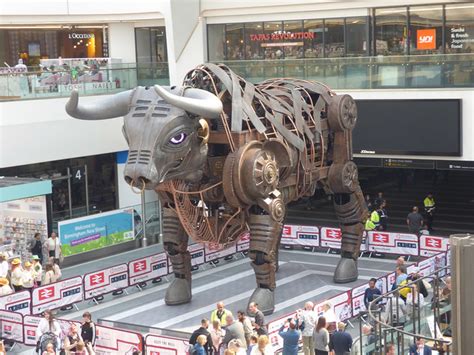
[332, 186, 367, 283]
[247, 212, 282, 315]
[162, 207, 192, 305]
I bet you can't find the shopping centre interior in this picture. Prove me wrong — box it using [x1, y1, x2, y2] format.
[0, 0, 473, 353]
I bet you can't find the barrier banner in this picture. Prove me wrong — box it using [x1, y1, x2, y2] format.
[281, 224, 320, 247]
[84, 264, 129, 300]
[145, 334, 189, 355]
[368, 231, 419, 256]
[189, 244, 205, 267]
[24, 315, 41, 346]
[237, 232, 250, 252]
[204, 243, 236, 262]
[320, 227, 341, 249]
[129, 253, 168, 286]
[419, 235, 449, 256]
[0, 310, 24, 343]
[351, 275, 387, 317]
[328, 290, 353, 321]
[418, 253, 446, 280]
[32, 276, 83, 314]
[0, 290, 31, 315]
[95, 324, 143, 354]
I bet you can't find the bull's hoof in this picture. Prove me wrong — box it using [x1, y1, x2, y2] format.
[334, 257, 358, 283]
[165, 278, 192, 305]
[248, 288, 275, 315]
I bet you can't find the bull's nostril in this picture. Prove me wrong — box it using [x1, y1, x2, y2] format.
[125, 176, 133, 185]
[138, 176, 151, 186]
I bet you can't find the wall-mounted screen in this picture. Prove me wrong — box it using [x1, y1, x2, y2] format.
[353, 99, 462, 156]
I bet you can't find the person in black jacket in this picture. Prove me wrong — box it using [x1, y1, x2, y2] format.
[189, 319, 213, 354]
[407, 267, 428, 298]
[329, 322, 352, 355]
[30, 233, 43, 264]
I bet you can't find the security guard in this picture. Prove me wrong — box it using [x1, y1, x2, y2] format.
[423, 193, 436, 232]
[365, 209, 380, 231]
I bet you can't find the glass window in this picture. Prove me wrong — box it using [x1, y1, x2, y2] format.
[263, 21, 283, 59]
[244, 22, 264, 60]
[409, 5, 443, 55]
[135, 27, 167, 63]
[283, 20, 304, 59]
[324, 18, 345, 57]
[375, 7, 408, 55]
[208, 24, 226, 61]
[150, 28, 167, 62]
[135, 28, 151, 63]
[445, 3, 474, 54]
[303, 20, 324, 58]
[346, 17, 368, 56]
[226, 23, 244, 60]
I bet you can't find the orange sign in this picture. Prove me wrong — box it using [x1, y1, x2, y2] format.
[417, 29, 436, 50]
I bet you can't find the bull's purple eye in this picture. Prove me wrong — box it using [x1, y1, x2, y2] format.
[170, 133, 187, 145]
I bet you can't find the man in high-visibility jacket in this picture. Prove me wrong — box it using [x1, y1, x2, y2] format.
[210, 301, 233, 328]
[365, 209, 380, 231]
[423, 193, 435, 232]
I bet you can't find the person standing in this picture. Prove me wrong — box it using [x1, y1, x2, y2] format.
[209, 320, 223, 354]
[329, 322, 352, 355]
[407, 207, 424, 235]
[0, 278, 13, 296]
[409, 337, 432, 355]
[374, 192, 384, 209]
[10, 258, 24, 292]
[32, 255, 43, 287]
[299, 302, 317, 355]
[365, 194, 373, 212]
[223, 315, 247, 349]
[377, 201, 388, 231]
[193, 334, 209, 355]
[249, 335, 272, 355]
[36, 310, 61, 353]
[364, 278, 382, 310]
[22, 261, 35, 293]
[423, 193, 436, 232]
[47, 232, 62, 266]
[189, 319, 213, 355]
[248, 302, 267, 336]
[313, 317, 329, 355]
[0, 254, 9, 278]
[278, 319, 300, 355]
[42, 264, 58, 285]
[237, 310, 253, 348]
[211, 302, 232, 328]
[30, 232, 43, 264]
[80, 311, 96, 353]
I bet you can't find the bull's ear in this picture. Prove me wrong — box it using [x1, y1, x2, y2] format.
[66, 89, 133, 120]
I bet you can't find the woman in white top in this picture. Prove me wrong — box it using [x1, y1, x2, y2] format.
[406, 284, 425, 319]
[10, 258, 24, 292]
[0, 254, 9, 278]
[43, 264, 58, 285]
[47, 233, 62, 265]
[22, 261, 35, 292]
[36, 310, 61, 352]
[249, 335, 273, 355]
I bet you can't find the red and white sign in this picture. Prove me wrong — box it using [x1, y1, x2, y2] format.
[128, 253, 168, 286]
[368, 232, 419, 256]
[95, 324, 143, 354]
[419, 235, 449, 256]
[320, 227, 342, 249]
[32, 276, 83, 315]
[418, 253, 446, 280]
[0, 290, 31, 315]
[237, 232, 250, 252]
[145, 334, 189, 355]
[281, 224, 319, 247]
[0, 310, 24, 343]
[84, 264, 129, 300]
[351, 283, 369, 316]
[417, 28, 436, 50]
[330, 291, 353, 321]
[24, 315, 41, 346]
[204, 243, 236, 262]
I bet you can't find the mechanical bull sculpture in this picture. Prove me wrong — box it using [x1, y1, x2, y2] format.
[66, 63, 368, 314]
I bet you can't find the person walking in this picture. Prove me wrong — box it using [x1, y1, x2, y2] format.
[189, 319, 214, 355]
[211, 302, 233, 328]
[248, 302, 267, 336]
[407, 207, 423, 235]
[313, 317, 330, 355]
[278, 319, 300, 355]
[47, 232, 62, 266]
[423, 193, 436, 232]
[30, 232, 43, 264]
[299, 302, 317, 355]
[329, 322, 352, 355]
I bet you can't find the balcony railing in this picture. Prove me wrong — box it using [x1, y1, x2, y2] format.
[215, 53, 474, 89]
[0, 62, 169, 101]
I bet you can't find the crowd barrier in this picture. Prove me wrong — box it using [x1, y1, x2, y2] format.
[0, 224, 451, 352]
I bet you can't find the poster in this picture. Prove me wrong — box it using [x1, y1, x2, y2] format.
[419, 235, 449, 257]
[95, 324, 143, 354]
[84, 264, 129, 300]
[368, 231, 419, 256]
[59, 208, 134, 257]
[281, 225, 319, 247]
[0, 290, 31, 315]
[32, 276, 83, 314]
[0, 310, 23, 343]
[145, 334, 190, 355]
[329, 291, 353, 321]
[320, 227, 342, 249]
[128, 253, 168, 286]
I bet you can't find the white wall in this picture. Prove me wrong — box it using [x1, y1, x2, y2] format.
[116, 163, 158, 208]
[108, 22, 136, 63]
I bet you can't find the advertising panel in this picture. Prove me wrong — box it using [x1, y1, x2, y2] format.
[368, 231, 419, 256]
[32, 276, 83, 314]
[84, 264, 129, 300]
[204, 243, 236, 262]
[128, 253, 168, 286]
[59, 208, 134, 257]
[0, 290, 31, 315]
[236, 232, 250, 252]
[168, 244, 206, 274]
[24, 315, 41, 346]
[95, 324, 143, 354]
[419, 235, 449, 256]
[145, 334, 190, 355]
[281, 225, 319, 247]
[320, 227, 342, 249]
[0, 310, 23, 343]
[328, 291, 353, 321]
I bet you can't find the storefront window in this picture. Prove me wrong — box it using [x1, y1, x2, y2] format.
[375, 7, 408, 55]
[324, 19, 345, 57]
[135, 27, 167, 62]
[208, 24, 226, 61]
[303, 20, 324, 58]
[263, 21, 283, 59]
[226, 24, 244, 60]
[283, 20, 304, 59]
[243, 22, 263, 60]
[346, 17, 368, 56]
[409, 6, 443, 55]
[445, 3, 474, 53]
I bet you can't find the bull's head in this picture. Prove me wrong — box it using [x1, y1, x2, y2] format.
[66, 85, 222, 190]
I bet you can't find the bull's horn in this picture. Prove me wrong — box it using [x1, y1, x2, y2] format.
[66, 89, 133, 120]
[154, 85, 222, 119]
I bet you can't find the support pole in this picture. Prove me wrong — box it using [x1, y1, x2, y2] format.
[141, 190, 147, 248]
[451, 233, 474, 355]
